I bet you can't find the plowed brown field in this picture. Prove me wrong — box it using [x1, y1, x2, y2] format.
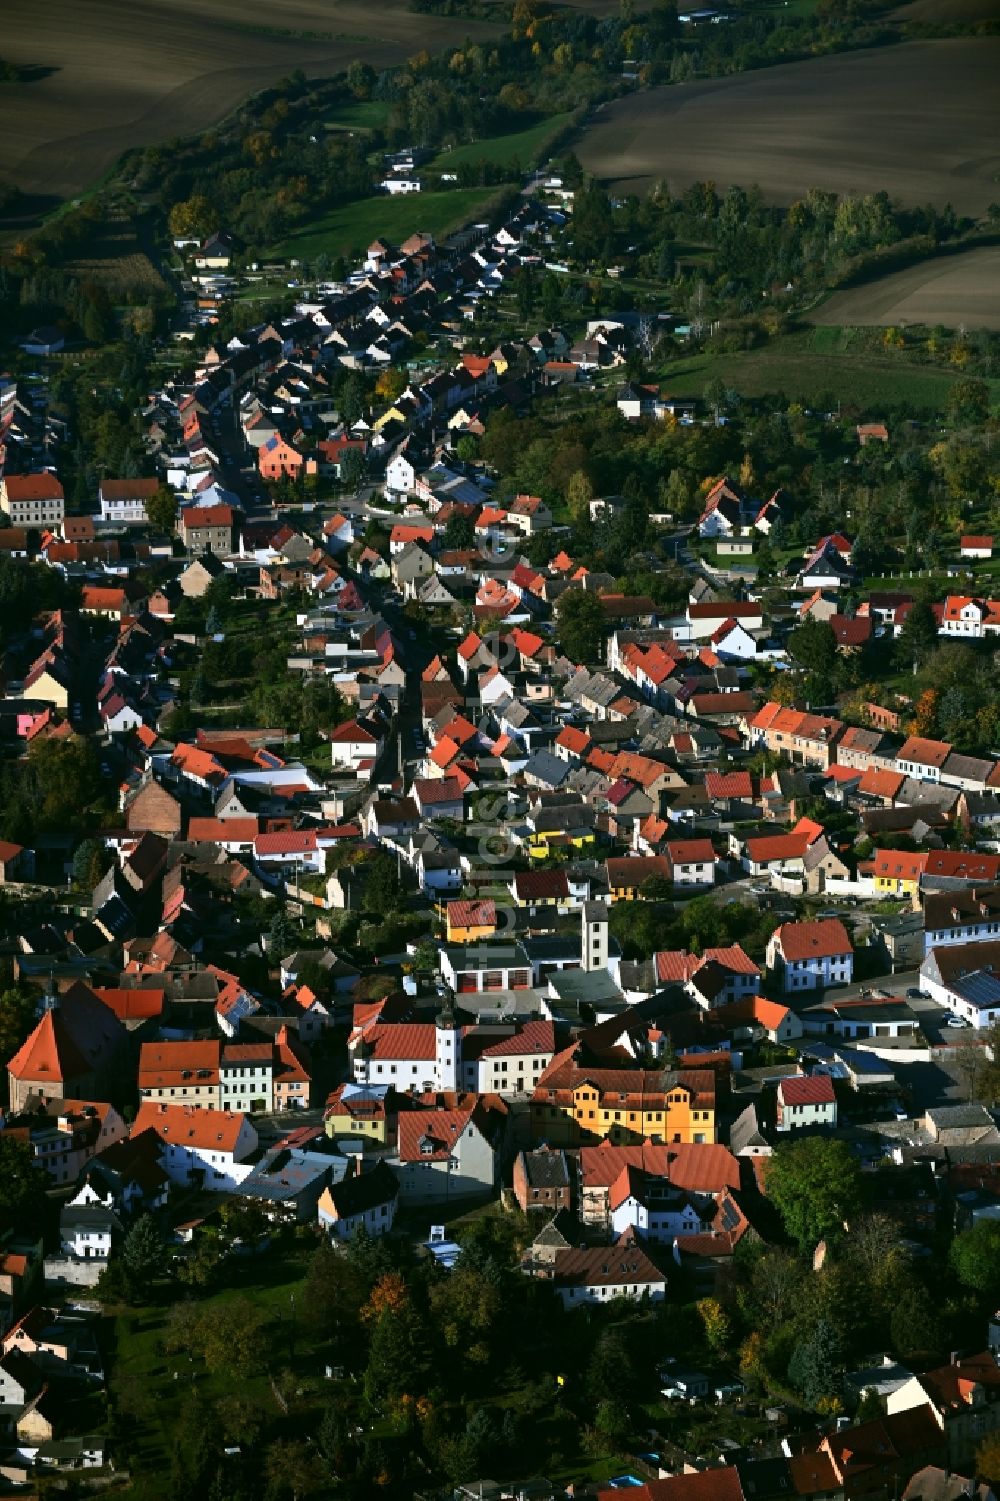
[577, 40, 1000, 217]
[0, 0, 500, 214]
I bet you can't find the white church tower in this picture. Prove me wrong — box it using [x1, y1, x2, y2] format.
[435, 1003, 461, 1090]
[581, 900, 609, 973]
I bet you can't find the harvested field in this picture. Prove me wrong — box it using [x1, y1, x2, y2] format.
[892, 0, 1000, 21]
[577, 40, 1000, 215]
[63, 208, 168, 296]
[813, 247, 1000, 331]
[0, 0, 500, 216]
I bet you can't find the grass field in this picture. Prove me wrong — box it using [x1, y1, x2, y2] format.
[111, 1250, 311, 1497]
[0, 0, 502, 217]
[578, 39, 1000, 216]
[656, 327, 1000, 411]
[812, 245, 1000, 331]
[275, 187, 499, 259]
[430, 112, 574, 172]
[324, 98, 390, 133]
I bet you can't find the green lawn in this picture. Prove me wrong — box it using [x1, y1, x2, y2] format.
[110, 1249, 313, 1498]
[324, 99, 390, 132]
[657, 327, 1000, 412]
[274, 187, 498, 260]
[430, 111, 573, 172]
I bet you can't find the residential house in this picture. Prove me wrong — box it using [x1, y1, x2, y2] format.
[131, 1103, 258, 1191]
[317, 1160, 399, 1240]
[0, 474, 65, 528]
[887, 1351, 1000, 1466]
[766, 919, 853, 993]
[395, 1100, 503, 1203]
[546, 1228, 667, 1309]
[513, 1146, 573, 1215]
[775, 1074, 838, 1132]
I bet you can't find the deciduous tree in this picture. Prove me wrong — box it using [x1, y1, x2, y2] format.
[766, 1137, 862, 1250]
[556, 587, 605, 664]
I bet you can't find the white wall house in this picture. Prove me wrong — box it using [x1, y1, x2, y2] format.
[775, 1074, 838, 1132]
[551, 1236, 667, 1308]
[132, 1103, 258, 1191]
[766, 919, 853, 993]
[666, 840, 717, 888]
[395, 1106, 498, 1203]
[317, 1162, 399, 1241]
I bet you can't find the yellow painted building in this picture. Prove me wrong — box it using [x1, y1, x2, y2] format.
[530, 1069, 716, 1148]
[525, 828, 596, 862]
[871, 850, 926, 897]
[444, 898, 499, 945]
[324, 1084, 395, 1147]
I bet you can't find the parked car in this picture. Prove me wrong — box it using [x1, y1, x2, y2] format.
[905, 988, 922, 999]
[946, 1015, 969, 1028]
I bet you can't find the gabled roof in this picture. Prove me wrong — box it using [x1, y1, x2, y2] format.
[778, 1074, 835, 1107]
[133, 1101, 250, 1153]
[772, 918, 851, 961]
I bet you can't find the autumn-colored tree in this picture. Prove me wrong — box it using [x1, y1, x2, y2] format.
[907, 688, 939, 738]
[375, 367, 407, 402]
[362, 1272, 409, 1323]
[696, 1296, 732, 1355]
[167, 194, 217, 241]
[739, 451, 755, 490]
[739, 1331, 767, 1390]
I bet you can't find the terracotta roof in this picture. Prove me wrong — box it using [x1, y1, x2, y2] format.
[779, 1074, 835, 1106]
[666, 839, 716, 865]
[858, 766, 906, 799]
[513, 868, 570, 900]
[181, 503, 234, 529]
[7, 1010, 90, 1084]
[655, 945, 759, 983]
[133, 1101, 249, 1153]
[579, 1139, 740, 1193]
[871, 849, 927, 881]
[398, 1105, 475, 1162]
[355, 1023, 437, 1061]
[898, 734, 951, 768]
[465, 1020, 556, 1060]
[93, 988, 165, 1021]
[447, 898, 496, 931]
[3, 473, 64, 500]
[187, 817, 258, 844]
[138, 1040, 220, 1090]
[553, 1233, 665, 1290]
[704, 770, 753, 799]
[773, 918, 851, 961]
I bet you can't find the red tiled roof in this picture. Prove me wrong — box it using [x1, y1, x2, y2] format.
[447, 898, 496, 931]
[779, 1074, 835, 1106]
[3, 473, 64, 500]
[133, 1101, 249, 1152]
[773, 918, 851, 961]
[705, 770, 752, 799]
[898, 734, 951, 768]
[579, 1138, 740, 1193]
[398, 1105, 475, 1162]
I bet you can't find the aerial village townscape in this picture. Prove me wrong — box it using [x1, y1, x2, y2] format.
[1, 0, 1000, 1498]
